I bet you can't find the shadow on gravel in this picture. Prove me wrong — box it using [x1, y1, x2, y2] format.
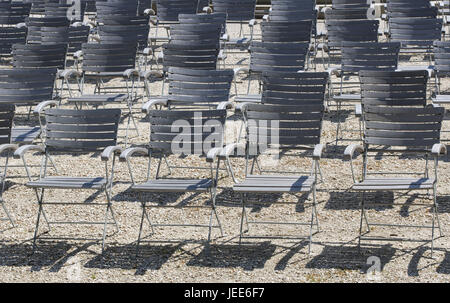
[0, 242, 72, 272]
[325, 191, 394, 210]
[305, 244, 395, 272]
[84, 243, 180, 275]
[436, 251, 450, 274]
[187, 242, 276, 271]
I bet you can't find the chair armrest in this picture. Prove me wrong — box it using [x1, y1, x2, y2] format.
[0, 144, 18, 155]
[262, 15, 269, 22]
[33, 100, 58, 115]
[235, 102, 251, 114]
[58, 69, 82, 80]
[221, 34, 229, 41]
[142, 98, 169, 114]
[355, 104, 362, 117]
[220, 143, 246, 158]
[327, 67, 341, 77]
[203, 6, 212, 13]
[74, 50, 83, 59]
[313, 144, 325, 160]
[432, 143, 447, 157]
[144, 8, 155, 16]
[91, 35, 101, 42]
[140, 70, 164, 80]
[123, 69, 140, 79]
[13, 145, 45, 159]
[101, 146, 123, 162]
[249, 19, 257, 27]
[206, 147, 223, 163]
[344, 144, 364, 161]
[143, 47, 153, 56]
[217, 101, 234, 110]
[16, 22, 26, 28]
[234, 67, 250, 77]
[120, 147, 149, 162]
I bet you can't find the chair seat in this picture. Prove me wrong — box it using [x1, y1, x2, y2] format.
[352, 177, 436, 191]
[234, 94, 262, 103]
[68, 94, 128, 103]
[11, 127, 41, 144]
[233, 175, 315, 193]
[131, 178, 213, 192]
[26, 177, 108, 189]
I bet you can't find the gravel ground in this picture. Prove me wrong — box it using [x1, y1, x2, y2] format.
[1, 21, 450, 283]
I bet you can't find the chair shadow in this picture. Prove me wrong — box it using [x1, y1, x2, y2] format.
[305, 244, 395, 272]
[0, 241, 73, 272]
[436, 251, 450, 274]
[325, 190, 394, 210]
[84, 242, 180, 275]
[186, 242, 277, 271]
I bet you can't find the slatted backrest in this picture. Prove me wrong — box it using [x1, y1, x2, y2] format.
[81, 42, 137, 73]
[0, 104, 14, 145]
[0, 67, 57, 105]
[326, 20, 379, 49]
[12, 43, 68, 70]
[26, 17, 70, 44]
[388, 18, 442, 46]
[68, 24, 90, 55]
[387, 7, 438, 18]
[211, 0, 256, 22]
[325, 7, 371, 20]
[148, 109, 226, 156]
[44, 1, 86, 21]
[156, 0, 197, 22]
[262, 21, 312, 43]
[0, 26, 28, 57]
[249, 41, 309, 73]
[332, 0, 370, 9]
[96, 0, 139, 17]
[45, 108, 121, 153]
[97, 17, 150, 50]
[270, 0, 315, 12]
[359, 70, 428, 107]
[162, 41, 219, 72]
[41, 26, 70, 44]
[341, 42, 400, 73]
[166, 67, 233, 108]
[363, 106, 444, 148]
[0, 1, 31, 25]
[433, 41, 450, 75]
[386, 0, 431, 10]
[169, 23, 222, 46]
[178, 12, 226, 35]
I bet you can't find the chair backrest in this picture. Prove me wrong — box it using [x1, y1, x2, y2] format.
[166, 67, 233, 108]
[45, 108, 121, 153]
[211, 0, 256, 22]
[249, 41, 310, 73]
[155, 0, 197, 22]
[97, 16, 150, 51]
[44, 1, 87, 21]
[363, 105, 444, 148]
[0, 104, 14, 145]
[387, 7, 438, 18]
[340, 42, 401, 73]
[326, 19, 379, 49]
[388, 18, 442, 47]
[41, 26, 70, 44]
[96, 0, 139, 17]
[332, 0, 370, 9]
[0, 26, 28, 58]
[261, 21, 312, 43]
[0, 1, 31, 25]
[26, 16, 70, 44]
[68, 24, 90, 55]
[270, 0, 315, 12]
[325, 7, 371, 20]
[433, 41, 450, 76]
[359, 70, 428, 107]
[148, 109, 226, 156]
[81, 43, 137, 73]
[0, 67, 57, 105]
[244, 73, 327, 153]
[178, 12, 226, 36]
[12, 43, 68, 70]
[386, 0, 431, 10]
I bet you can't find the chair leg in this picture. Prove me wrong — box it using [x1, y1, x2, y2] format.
[0, 199, 14, 227]
[238, 193, 247, 247]
[136, 201, 147, 260]
[308, 185, 317, 255]
[358, 191, 366, 251]
[32, 189, 45, 255]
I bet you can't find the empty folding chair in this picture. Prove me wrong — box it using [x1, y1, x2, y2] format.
[432, 41, 450, 106]
[231, 71, 329, 253]
[0, 25, 27, 63]
[211, 0, 257, 53]
[13, 108, 122, 253]
[329, 42, 401, 144]
[345, 70, 447, 257]
[120, 109, 227, 256]
[234, 41, 310, 104]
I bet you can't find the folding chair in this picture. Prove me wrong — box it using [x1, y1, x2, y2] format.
[231, 71, 329, 253]
[328, 41, 401, 145]
[0, 25, 27, 63]
[120, 108, 227, 257]
[234, 41, 310, 104]
[13, 108, 122, 254]
[432, 41, 450, 107]
[211, 0, 257, 53]
[25, 17, 70, 44]
[66, 43, 140, 145]
[345, 70, 446, 257]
